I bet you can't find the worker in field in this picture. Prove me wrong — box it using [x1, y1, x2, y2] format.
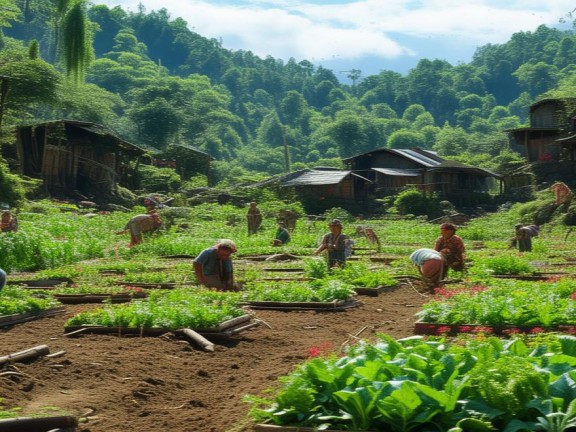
[247, 201, 262, 235]
[510, 223, 539, 252]
[0, 205, 18, 233]
[116, 198, 163, 247]
[410, 248, 446, 288]
[272, 222, 291, 246]
[314, 219, 351, 268]
[193, 239, 241, 291]
[433, 223, 465, 279]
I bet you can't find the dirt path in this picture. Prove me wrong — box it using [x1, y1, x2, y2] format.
[0, 282, 430, 432]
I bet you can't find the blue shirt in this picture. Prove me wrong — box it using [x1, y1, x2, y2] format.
[194, 247, 233, 276]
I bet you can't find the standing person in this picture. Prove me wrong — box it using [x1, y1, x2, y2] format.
[433, 223, 465, 279]
[314, 219, 350, 268]
[247, 202, 262, 235]
[0, 207, 18, 233]
[549, 182, 572, 206]
[410, 248, 446, 288]
[272, 222, 291, 246]
[193, 239, 240, 291]
[511, 223, 539, 252]
[0, 267, 6, 292]
[116, 208, 162, 248]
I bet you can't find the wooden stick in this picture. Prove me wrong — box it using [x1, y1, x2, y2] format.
[0, 345, 50, 366]
[180, 329, 215, 352]
[64, 327, 88, 337]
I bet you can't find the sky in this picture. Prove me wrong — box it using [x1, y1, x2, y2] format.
[94, 0, 576, 82]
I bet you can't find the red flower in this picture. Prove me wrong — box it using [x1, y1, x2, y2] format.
[308, 341, 334, 358]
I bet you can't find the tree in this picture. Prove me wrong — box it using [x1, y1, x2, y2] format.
[53, 0, 95, 82]
[387, 130, 425, 149]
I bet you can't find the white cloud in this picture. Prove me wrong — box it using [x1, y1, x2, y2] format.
[94, 0, 575, 65]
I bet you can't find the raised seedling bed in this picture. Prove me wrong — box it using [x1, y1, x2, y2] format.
[0, 307, 66, 328]
[64, 314, 260, 340]
[242, 297, 361, 311]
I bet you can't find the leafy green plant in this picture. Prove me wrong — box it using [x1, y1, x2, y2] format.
[417, 278, 576, 327]
[246, 334, 576, 432]
[65, 289, 244, 329]
[244, 279, 355, 302]
[470, 254, 535, 276]
[0, 286, 62, 315]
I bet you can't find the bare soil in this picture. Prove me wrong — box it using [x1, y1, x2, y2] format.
[0, 280, 430, 432]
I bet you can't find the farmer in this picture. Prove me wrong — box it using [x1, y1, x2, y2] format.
[410, 248, 446, 288]
[116, 208, 162, 248]
[247, 202, 262, 235]
[272, 222, 291, 246]
[549, 182, 572, 206]
[278, 208, 298, 232]
[314, 219, 351, 268]
[510, 223, 539, 252]
[0, 267, 6, 292]
[433, 223, 465, 279]
[0, 207, 18, 233]
[193, 239, 241, 291]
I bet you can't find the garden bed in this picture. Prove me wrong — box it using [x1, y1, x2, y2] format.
[492, 274, 552, 281]
[413, 321, 576, 336]
[354, 285, 397, 297]
[0, 307, 67, 328]
[254, 425, 349, 432]
[116, 282, 178, 289]
[262, 268, 304, 273]
[242, 298, 361, 311]
[54, 293, 147, 304]
[64, 314, 259, 339]
[8, 278, 73, 287]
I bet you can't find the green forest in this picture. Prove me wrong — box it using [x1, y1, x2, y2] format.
[1, 0, 576, 201]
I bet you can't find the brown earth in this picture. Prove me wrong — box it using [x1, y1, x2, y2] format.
[0, 280, 430, 432]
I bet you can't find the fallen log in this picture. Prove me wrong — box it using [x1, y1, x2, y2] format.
[0, 345, 50, 366]
[0, 415, 77, 432]
[180, 329, 215, 352]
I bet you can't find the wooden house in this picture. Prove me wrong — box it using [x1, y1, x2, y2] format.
[506, 98, 576, 163]
[342, 148, 501, 201]
[15, 120, 146, 198]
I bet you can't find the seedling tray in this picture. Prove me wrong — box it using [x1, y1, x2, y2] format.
[54, 292, 147, 304]
[413, 322, 576, 336]
[242, 298, 361, 311]
[64, 314, 259, 339]
[117, 282, 177, 289]
[0, 307, 66, 328]
[254, 425, 357, 432]
[354, 284, 397, 297]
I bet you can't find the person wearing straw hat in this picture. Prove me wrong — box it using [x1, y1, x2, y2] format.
[193, 239, 241, 291]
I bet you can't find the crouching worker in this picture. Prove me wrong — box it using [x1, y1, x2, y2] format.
[193, 239, 241, 291]
[510, 223, 539, 252]
[272, 223, 291, 246]
[116, 209, 162, 248]
[410, 248, 446, 289]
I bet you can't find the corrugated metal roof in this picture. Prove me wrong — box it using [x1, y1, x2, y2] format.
[372, 167, 421, 176]
[390, 149, 440, 167]
[282, 170, 352, 187]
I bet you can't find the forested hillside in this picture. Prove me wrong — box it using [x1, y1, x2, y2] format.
[2, 1, 576, 185]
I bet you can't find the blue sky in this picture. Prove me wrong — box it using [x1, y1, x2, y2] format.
[94, 0, 576, 82]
